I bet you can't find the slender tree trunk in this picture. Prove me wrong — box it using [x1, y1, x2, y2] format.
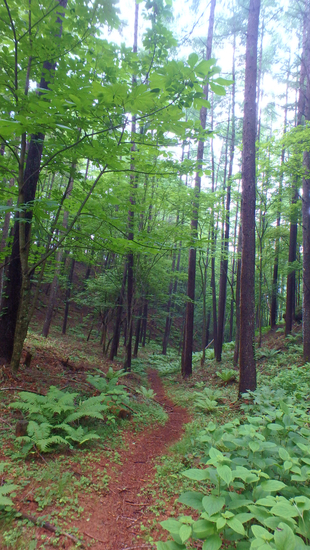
[163, 246, 178, 355]
[271, 62, 289, 327]
[199, 236, 210, 365]
[141, 299, 148, 347]
[42, 167, 75, 337]
[109, 264, 127, 360]
[229, 199, 240, 341]
[124, 2, 139, 372]
[302, 2, 310, 361]
[238, 0, 260, 396]
[215, 39, 235, 361]
[181, 0, 216, 378]
[233, 221, 242, 366]
[286, 18, 308, 336]
[62, 259, 75, 335]
[133, 306, 142, 358]
[42, 248, 62, 337]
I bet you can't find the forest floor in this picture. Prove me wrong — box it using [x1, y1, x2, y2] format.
[0, 321, 303, 550]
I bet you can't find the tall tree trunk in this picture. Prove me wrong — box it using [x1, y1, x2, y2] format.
[215, 37, 235, 362]
[133, 306, 142, 358]
[181, 0, 216, 378]
[141, 299, 148, 347]
[62, 258, 75, 335]
[302, 2, 310, 361]
[109, 263, 127, 360]
[124, 1, 139, 372]
[229, 198, 240, 341]
[42, 167, 74, 337]
[199, 235, 210, 366]
[238, 0, 260, 396]
[233, 222, 242, 365]
[271, 61, 289, 327]
[285, 18, 308, 336]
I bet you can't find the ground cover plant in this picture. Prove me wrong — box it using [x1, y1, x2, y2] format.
[154, 338, 310, 550]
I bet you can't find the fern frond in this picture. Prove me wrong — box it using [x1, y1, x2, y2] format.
[0, 484, 17, 507]
[59, 424, 100, 444]
[27, 421, 52, 440]
[39, 435, 69, 452]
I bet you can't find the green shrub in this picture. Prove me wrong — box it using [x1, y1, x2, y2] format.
[10, 386, 108, 454]
[193, 388, 222, 413]
[156, 386, 310, 549]
[216, 368, 237, 383]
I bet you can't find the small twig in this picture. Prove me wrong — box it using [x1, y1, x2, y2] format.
[83, 531, 106, 543]
[205, 339, 214, 350]
[19, 512, 85, 547]
[125, 501, 149, 506]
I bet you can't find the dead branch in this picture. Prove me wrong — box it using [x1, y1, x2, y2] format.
[19, 512, 85, 548]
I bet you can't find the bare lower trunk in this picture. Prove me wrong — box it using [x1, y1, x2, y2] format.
[62, 259, 75, 335]
[181, 0, 216, 378]
[133, 307, 142, 358]
[109, 264, 127, 360]
[238, 0, 260, 395]
[42, 249, 63, 337]
[11, 276, 32, 374]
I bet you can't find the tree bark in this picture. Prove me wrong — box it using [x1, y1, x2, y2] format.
[285, 17, 308, 336]
[233, 222, 242, 366]
[62, 258, 75, 335]
[302, 2, 310, 361]
[42, 168, 74, 338]
[215, 38, 235, 362]
[109, 263, 127, 360]
[238, 0, 260, 396]
[124, 1, 139, 372]
[182, 0, 216, 378]
[271, 61, 289, 327]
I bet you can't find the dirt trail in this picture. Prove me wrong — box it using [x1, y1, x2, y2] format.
[76, 369, 190, 550]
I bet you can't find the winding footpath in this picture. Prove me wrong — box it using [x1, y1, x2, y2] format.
[75, 369, 190, 550]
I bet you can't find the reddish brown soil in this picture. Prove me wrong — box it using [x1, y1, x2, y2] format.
[71, 369, 189, 550]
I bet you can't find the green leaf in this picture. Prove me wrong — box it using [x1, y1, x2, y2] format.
[267, 423, 284, 431]
[216, 517, 226, 530]
[195, 58, 216, 76]
[160, 519, 182, 534]
[260, 480, 286, 492]
[178, 491, 204, 511]
[192, 519, 215, 538]
[252, 525, 273, 541]
[188, 53, 198, 68]
[217, 465, 233, 486]
[274, 522, 295, 550]
[210, 82, 226, 96]
[249, 441, 260, 453]
[202, 496, 225, 517]
[202, 534, 222, 550]
[182, 469, 209, 481]
[213, 77, 233, 86]
[279, 448, 290, 461]
[179, 524, 192, 543]
[270, 503, 299, 518]
[227, 517, 246, 535]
